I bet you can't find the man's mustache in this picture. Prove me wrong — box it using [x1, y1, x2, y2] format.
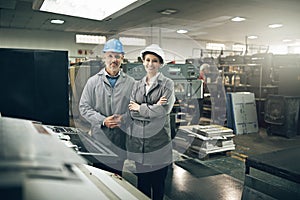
[111, 61, 118, 65]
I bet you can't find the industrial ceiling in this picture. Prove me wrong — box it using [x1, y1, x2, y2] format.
[1, 0, 300, 46]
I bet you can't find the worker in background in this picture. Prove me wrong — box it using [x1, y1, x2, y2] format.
[79, 38, 135, 176]
[127, 44, 175, 200]
[190, 63, 208, 125]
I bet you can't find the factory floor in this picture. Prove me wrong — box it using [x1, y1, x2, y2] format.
[71, 117, 300, 200]
[122, 127, 300, 200]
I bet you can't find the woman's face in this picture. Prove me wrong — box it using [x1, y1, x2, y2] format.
[143, 54, 161, 75]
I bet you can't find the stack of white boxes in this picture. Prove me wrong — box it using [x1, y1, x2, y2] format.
[179, 125, 235, 157]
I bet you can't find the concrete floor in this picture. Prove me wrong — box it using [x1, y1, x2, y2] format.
[123, 127, 300, 200]
[72, 117, 300, 199]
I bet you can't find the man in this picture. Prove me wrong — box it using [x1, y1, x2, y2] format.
[190, 64, 207, 125]
[79, 38, 135, 176]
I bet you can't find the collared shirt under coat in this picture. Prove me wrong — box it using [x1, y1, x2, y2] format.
[126, 73, 175, 165]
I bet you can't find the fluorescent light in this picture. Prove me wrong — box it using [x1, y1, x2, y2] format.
[268, 23, 283, 28]
[247, 35, 258, 39]
[176, 29, 188, 34]
[75, 34, 106, 44]
[33, 0, 147, 21]
[288, 41, 300, 46]
[206, 42, 225, 50]
[119, 37, 146, 46]
[292, 46, 300, 54]
[232, 44, 246, 51]
[282, 39, 292, 42]
[231, 17, 246, 22]
[269, 45, 288, 54]
[50, 19, 64, 24]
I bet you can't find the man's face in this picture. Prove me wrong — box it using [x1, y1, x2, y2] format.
[104, 51, 124, 75]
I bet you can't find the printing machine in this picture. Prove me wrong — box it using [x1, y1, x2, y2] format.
[123, 63, 203, 100]
[41, 124, 119, 165]
[0, 116, 149, 200]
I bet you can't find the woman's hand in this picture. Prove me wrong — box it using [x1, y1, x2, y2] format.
[157, 96, 167, 105]
[128, 101, 140, 112]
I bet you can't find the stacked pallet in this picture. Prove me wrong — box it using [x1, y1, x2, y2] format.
[179, 125, 235, 157]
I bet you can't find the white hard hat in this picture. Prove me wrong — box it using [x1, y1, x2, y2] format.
[140, 44, 165, 64]
[200, 63, 210, 71]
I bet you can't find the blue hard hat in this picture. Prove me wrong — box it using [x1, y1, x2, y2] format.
[103, 38, 124, 54]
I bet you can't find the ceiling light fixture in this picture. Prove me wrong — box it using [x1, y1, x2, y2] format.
[231, 17, 246, 22]
[160, 9, 178, 15]
[50, 19, 65, 24]
[33, 0, 150, 21]
[176, 29, 188, 34]
[282, 39, 292, 42]
[247, 35, 258, 39]
[268, 23, 283, 28]
[119, 37, 146, 46]
[206, 42, 225, 50]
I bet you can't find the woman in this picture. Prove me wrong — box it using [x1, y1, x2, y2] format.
[127, 44, 175, 200]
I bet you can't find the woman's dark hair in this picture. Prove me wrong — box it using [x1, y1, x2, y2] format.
[142, 51, 163, 64]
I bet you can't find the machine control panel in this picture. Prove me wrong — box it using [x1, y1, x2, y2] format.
[123, 63, 199, 80]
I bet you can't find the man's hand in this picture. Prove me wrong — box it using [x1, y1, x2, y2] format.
[104, 114, 122, 128]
